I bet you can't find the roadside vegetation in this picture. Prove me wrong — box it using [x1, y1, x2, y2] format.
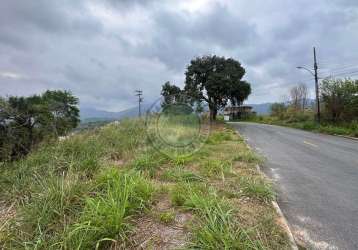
[0, 90, 80, 161]
[245, 79, 358, 137]
[0, 118, 290, 249]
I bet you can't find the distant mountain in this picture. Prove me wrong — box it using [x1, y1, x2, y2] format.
[80, 101, 307, 122]
[80, 104, 153, 123]
[247, 103, 272, 115]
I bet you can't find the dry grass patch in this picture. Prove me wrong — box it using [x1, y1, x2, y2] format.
[129, 194, 193, 250]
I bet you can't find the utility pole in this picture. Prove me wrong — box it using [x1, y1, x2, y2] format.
[297, 47, 321, 124]
[135, 90, 143, 117]
[313, 47, 321, 123]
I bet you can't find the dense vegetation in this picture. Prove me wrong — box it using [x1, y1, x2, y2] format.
[0, 118, 290, 249]
[0, 90, 79, 161]
[248, 79, 358, 137]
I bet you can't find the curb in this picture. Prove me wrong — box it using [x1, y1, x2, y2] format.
[333, 134, 358, 141]
[255, 164, 299, 250]
[271, 200, 298, 250]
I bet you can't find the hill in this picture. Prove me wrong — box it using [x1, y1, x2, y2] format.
[81, 102, 273, 123]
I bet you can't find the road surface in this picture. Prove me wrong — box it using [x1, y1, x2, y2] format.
[231, 122, 358, 250]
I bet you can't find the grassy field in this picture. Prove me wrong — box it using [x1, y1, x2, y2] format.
[0, 117, 290, 249]
[244, 115, 358, 138]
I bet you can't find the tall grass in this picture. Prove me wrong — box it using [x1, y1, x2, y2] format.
[170, 183, 264, 250]
[1, 119, 290, 249]
[0, 119, 153, 249]
[64, 169, 154, 249]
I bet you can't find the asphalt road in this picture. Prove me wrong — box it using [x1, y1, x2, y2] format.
[231, 122, 358, 250]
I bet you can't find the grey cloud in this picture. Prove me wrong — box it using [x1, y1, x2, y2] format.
[137, 4, 258, 70]
[1, 0, 358, 108]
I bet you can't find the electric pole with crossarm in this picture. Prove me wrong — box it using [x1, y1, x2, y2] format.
[135, 90, 143, 117]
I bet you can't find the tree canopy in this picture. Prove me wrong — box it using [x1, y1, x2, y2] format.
[184, 55, 251, 120]
[161, 81, 182, 106]
[320, 78, 358, 122]
[0, 90, 79, 161]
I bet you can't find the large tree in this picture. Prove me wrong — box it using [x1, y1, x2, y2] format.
[184, 55, 251, 120]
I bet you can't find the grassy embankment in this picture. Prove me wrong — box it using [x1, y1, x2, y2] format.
[0, 117, 290, 249]
[243, 114, 358, 138]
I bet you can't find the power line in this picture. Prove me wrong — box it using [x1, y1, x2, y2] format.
[321, 69, 358, 79]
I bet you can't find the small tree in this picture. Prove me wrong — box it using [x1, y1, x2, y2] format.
[320, 78, 358, 122]
[184, 55, 251, 120]
[43, 90, 80, 135]
[289, 83, 309, 112]
[161, 81, 182, 105]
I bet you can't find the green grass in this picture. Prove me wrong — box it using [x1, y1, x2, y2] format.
[64, 169, 154, 249]
[158, 211, 176, 224]
[160, 167, 204, 182]
[199, 159, 233, 178]
[170, 183, 265, 250]
[238, 176, 275, 203]
[0, 119, 290, 249]
[233, 151, 263, 164]
[206, 131, 232, 144]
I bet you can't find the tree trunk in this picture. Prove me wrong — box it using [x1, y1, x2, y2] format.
[209, 106, 217, 121]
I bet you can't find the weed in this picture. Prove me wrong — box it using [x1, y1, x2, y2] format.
[238, 176, 275, 202]
[131, 150, 166, 177]
[160, 167, 203, 183]
[64, 168, 154, 249]
[185, 190, 264, 250]
[158, 211, 176, 224]
[4, 173, 89, 249]
[170, 154, 193, 166]
[206, 131, 232, 145]
[199, 159, 232, 178]
[233, 151, 262, 164]
[170, 183, 207, 207]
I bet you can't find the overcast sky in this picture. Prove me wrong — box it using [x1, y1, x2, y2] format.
[1, 0, 358, 111]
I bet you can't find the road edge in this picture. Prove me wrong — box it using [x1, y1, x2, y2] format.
[255, 163, 298, 250]
[333, 134, 358, 141]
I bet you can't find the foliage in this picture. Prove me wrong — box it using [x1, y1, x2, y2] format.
[269, 102, 287, 119]
[161, 81, 182, 106]
[244, 79, 357, 137]
[0, 90, 79, 161]
[184, 55, 251, 120]
[320, 78, 358, 122]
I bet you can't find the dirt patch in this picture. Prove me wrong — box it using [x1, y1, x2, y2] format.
[0, 201, 16, 232]
[128, 195, 193, 249]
